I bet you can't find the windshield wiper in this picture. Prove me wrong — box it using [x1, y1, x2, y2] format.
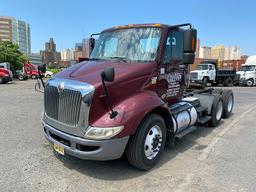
[89, 58, 102, 60]
[106, 56, 128, 63]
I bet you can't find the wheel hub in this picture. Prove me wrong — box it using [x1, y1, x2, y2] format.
[144, 125, 162, 160]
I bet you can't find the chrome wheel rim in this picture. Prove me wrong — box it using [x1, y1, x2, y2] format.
[216, 100, 223, 120]
[227, 95, 233, 112]
[144, 125, 162, 160]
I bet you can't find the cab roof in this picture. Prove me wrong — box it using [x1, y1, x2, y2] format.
[102, 23, 174, 33]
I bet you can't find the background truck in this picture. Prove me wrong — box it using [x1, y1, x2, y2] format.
[190, 60, 239, 86]
[236, 55, 256, 86]
[39, 23, 234, 170]
[24, 63, 52, 79]
[0, 62, 13, 84]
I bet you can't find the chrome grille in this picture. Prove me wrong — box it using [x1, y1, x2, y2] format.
[190, 72, 198, 79]
[44, 85, 82, 126]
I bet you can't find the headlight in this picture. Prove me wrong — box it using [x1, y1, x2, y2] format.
[84, 126, 124, 140]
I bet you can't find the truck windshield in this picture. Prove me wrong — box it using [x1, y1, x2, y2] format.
[197, 65, 209, 70]
[239, 65, 255, 71]
[90, 27, 162, 62]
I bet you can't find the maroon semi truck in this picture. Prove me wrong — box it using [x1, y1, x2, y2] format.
[40, 23, 234, 170]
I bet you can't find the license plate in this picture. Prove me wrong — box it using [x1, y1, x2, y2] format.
[53, 143, 65, 155]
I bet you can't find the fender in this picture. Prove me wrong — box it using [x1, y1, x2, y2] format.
[91, 90, 170, 138]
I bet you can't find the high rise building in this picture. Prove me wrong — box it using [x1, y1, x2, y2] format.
[40, 38, 61, 66]
[0, 16, 31, 55]
[74, 38, 90, 61]
[199, 46, 211, 59]
[61, 48, 74, 61]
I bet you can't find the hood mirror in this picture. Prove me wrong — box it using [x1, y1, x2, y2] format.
[101, 67, 115, 82]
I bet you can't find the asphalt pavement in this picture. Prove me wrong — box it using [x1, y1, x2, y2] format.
[0, 80, 256, 192]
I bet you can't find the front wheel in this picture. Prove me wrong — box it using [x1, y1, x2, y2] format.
[126, 114, 166, 170]
[202, 77, 208, 87]
[246, 79, 254, 86]
[0, 77, 3, 84]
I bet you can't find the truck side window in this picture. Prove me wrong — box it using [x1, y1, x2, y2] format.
[163, 30, 183, 64]
[209, 65, 213, 70]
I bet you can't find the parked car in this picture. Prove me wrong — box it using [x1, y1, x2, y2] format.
[0, 68, 12, 84]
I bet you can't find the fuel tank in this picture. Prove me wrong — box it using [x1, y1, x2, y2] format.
[169, 102, 198, 133]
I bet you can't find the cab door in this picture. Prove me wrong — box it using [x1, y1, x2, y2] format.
[157, 29, 187, 103]
[209, 64, 216, 81]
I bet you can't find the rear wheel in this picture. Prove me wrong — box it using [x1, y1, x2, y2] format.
[209, 95, 223, 127]
[126, 114, 166, 170]
[222, 90, 234, 118]
[224, 77, 233, 87]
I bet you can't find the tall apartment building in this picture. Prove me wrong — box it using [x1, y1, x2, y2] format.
[40, 38, 61, 65]
[199, 46, 211, 59]
[61, 48, 74, 61]
[0, 16, 31, 55]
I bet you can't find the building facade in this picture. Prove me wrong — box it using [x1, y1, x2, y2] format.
[61, 48, 74, 61]
[29, 53, 43, 66]
[40, 38, 61, 66]
[0, 16, 31, 55]
[199, 46, 211, 59]
[211, 45, 226, 61]
[74, 38, 90, 61]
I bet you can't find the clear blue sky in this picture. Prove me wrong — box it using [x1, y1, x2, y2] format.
[1, 0, 255, 55]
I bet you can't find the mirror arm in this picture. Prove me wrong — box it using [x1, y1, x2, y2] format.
[101, 77, 118, 119]
[38, 68, 45, 88]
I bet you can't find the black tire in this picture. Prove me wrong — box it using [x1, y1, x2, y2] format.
[18, 75, 24, 81]
[222, 89, 234, 118]
[202, 77, 208, 87]
[224, 77, 233, 87]
[246, 79, 254, 86]
[209, 94, 223, 127]
[0, 77, 3, 84]
[31, 74, 37, 79]
[126, 114, 166, 170]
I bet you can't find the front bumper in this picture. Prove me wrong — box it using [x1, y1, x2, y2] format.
[42, 121, 129, 160]
[190, 79, 202, 83]
[3, 76, 12, 82]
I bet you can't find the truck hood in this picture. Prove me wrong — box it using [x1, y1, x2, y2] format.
[190, 70, 209, 75]
[55, 60, 155, 88]
[237, 71, 255, 78]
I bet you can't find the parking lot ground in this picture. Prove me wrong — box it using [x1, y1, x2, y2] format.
[1, 80, 256, 192]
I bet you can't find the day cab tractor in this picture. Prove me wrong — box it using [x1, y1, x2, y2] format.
[190, 60, 239, 87]
[236, 55, 256, 86]
[39, 23, 234, 170]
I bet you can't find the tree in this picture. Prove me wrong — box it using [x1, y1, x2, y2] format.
[0, 41, 28, 70]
